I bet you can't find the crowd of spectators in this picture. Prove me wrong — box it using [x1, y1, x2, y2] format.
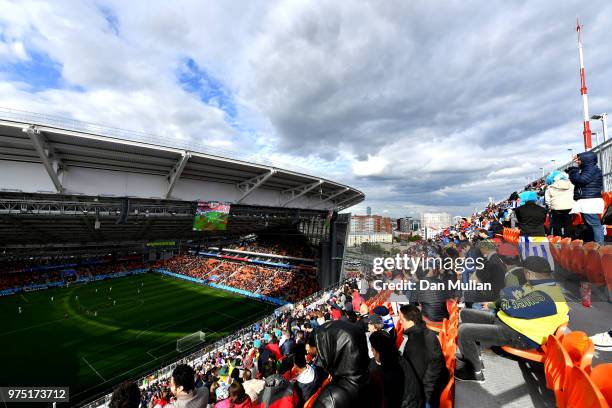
[154, 255, 320, 303]
[0, 258, 146, 291]
[109, 277, 446, 408]
[225, 238, 313, 259]
[438, 150, 609, 245]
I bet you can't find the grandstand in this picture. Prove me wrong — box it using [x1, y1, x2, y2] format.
[0, 111, 362, 406]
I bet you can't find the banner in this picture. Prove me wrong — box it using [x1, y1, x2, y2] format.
[193, 201, 231, 231]
[146, 241, 176, 247]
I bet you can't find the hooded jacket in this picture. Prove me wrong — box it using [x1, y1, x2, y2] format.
[312, 320, 371, 408]
[545, 179, 574, 210]
[567, 151, 603, 200]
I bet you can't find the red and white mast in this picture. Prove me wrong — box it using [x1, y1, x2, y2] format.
[577, 18, 592, 150]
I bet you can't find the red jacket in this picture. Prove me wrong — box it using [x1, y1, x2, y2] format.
[266, 343, 282, 361]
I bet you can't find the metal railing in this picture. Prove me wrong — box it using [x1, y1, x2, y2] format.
[533, 137, 612, 193]
[0, 106, 330, 181]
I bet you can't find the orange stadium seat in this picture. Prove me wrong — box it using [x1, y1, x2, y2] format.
[563, 366, 609, 408]
[562, 331, 595, 373]
[549, 235, 562, 265]
[395, 319, 404, 349]
[425, 318, 444, 333]
[501, 323, 568, 363]
[569, 240, 585, 277]
[601, 246, 612, 292]
[590, 364, 612, 407]
[544, 335, 572, 403]
[439, 377, 455, 408]
[603, 192, 612, 209]
[303, 376, 331, 408]
[583, 242, 604, 286]
[558, 238, 573, 271]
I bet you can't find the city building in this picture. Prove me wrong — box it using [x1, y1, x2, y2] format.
[350, 215, 392, 234]
[347, 232, 393, 247]
[396, 216, 421, 232]
[421, 212, 452, 230]
[366, 206, 372, 216]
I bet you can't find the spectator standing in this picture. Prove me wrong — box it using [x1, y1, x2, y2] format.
[398, 305, 447, 408]
[369, 330, 424, 408]
[544, 170, 574, 237]
[514, 191, 547, 237]
[567, 151, 605, 243]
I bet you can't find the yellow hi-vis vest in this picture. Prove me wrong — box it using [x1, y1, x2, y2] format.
[496, 283, 569, 346]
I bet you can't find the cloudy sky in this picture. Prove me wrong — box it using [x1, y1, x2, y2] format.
[1, 0, 611, 217]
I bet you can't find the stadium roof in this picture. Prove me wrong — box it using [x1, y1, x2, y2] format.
[0, 107, 364, 211]
[0, 192, 330, 249]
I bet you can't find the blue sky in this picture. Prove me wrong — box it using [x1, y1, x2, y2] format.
[0, 49, 64, 91]
[0, 0, 611, 217]
[178, 57, 238, 122]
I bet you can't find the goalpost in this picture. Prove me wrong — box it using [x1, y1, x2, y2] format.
[176, 331, 206, 352]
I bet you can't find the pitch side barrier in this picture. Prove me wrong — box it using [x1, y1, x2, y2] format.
[0, 269, 149, 297]
[153, 268, 289, 306]
[80, 280, 348, 408]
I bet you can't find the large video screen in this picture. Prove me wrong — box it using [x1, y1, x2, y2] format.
[193, 201, 231, 231]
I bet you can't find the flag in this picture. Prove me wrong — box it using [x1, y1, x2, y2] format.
[519, 236, 554, 270]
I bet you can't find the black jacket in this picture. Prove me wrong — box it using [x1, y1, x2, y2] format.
[312, 320, 371, 408]
[369, 357, 424, 408]
[514, 202, 547, 237]
[294, 365, 328, 406]
[401, 322, 448, 404]
[567, 151, 603, 200]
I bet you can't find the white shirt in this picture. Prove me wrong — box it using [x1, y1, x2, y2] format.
[571, 197, 605, 215]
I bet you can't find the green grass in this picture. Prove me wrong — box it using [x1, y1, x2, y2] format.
[0, 273, 275, 405]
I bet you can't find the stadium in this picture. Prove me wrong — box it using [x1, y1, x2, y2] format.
[0, 110, 361, 406]
[2, 4, 612, 408]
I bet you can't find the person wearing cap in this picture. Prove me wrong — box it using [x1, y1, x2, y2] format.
[455, 256, 569, 382]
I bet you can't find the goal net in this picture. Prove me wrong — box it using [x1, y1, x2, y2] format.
[176, 331, 206, 352]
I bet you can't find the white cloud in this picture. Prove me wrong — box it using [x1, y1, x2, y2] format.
[0, 0, 611, 217]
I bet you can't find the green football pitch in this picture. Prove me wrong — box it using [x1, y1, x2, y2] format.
[0, 273, 275, 405]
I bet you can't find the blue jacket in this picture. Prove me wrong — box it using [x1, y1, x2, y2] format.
[567, 151, 603, 200]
